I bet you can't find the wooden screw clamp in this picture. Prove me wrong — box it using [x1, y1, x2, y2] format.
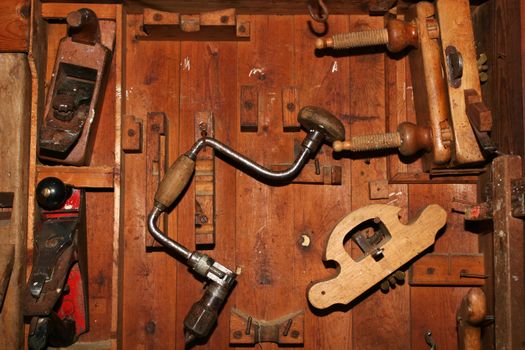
[332, 121, 432, 157]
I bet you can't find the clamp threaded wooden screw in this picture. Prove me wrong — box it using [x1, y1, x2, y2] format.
[315, 18, 422, 53]
[332, 122, 433, 157]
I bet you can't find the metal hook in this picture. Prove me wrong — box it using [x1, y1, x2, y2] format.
[308, 0, 329, 23]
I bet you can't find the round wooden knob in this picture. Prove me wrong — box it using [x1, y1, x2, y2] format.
[397, 122, 432, 156]
[298, 106, 345, 143]
[386, 19, 419, 53]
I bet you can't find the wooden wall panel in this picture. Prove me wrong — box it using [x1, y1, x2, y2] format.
[292, 14, 353, 350]
[347, 15, 411, 350]
[233, 15, 298, 347]
[409, 184, 479, 350]
[121, 14, 179, 349]
[115, 11, 494, 350]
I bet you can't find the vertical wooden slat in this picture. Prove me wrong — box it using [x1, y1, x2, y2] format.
[292, 14, 352, 350]
[0, 53, 31, 349]
[347, 15, 410, 350]
[121, 13, 179, 349]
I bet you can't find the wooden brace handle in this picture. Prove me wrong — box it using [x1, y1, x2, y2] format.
[154, 154, 195, 209]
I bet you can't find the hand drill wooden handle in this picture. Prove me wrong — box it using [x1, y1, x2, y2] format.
[457, 288, 486, 350]
[154, 154, 195, 209]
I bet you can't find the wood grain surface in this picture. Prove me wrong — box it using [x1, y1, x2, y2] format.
[20, 4, 504, 349]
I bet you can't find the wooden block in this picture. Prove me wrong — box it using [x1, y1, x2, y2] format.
[122, 115, 143, 153]
[0, 244, 14, 311]
[145, 112, 168, 248]
[281, 86, 300, 131]
[464, 89, 492, 132]
[409, 253, 486, 286]
[143, 8, 180, 25]
[194, 111, 215, 247]
[236, 15, 250, 37]
[369, 179, 390, 199]
[240, 85, 258, 132]
[180, 14, 200, 32]
[36, 165, 114, 188]
[41, 3, 117, 20]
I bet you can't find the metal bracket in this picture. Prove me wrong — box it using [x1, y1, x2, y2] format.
[230, 308, 304, 346]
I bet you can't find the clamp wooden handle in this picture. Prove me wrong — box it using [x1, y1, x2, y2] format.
[154, 154, 195, 209]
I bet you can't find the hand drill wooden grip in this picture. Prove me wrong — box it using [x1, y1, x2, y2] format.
[154, 155, 195, 209]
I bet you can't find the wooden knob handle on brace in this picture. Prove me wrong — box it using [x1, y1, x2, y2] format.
[332, 122, 432, 157]
[154, 154, 196, 209]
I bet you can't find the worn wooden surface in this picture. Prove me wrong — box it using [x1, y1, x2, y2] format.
[0, 0, 29, 52]
[19, 3, 515, 349]
[116, 12, 483, 349]
[0, 53, 31, 349]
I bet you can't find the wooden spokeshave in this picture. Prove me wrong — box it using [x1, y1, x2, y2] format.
[308, 204, 447, 309]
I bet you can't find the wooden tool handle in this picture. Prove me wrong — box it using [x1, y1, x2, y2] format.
[154, 154, 195, 209]
[457, 288, 486, 350]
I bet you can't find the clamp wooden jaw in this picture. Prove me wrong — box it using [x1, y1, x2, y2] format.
[307, 204, 447, 309]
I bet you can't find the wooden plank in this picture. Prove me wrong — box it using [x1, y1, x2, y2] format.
[0, 53, 31, 349]
[346, 15, 411, 349]
[110, 5, 123, 348]
[0, 0, 29, 52]
[41, 3, 117, 20]
[490, 156, 525, 349]
[120, 13, 179, 349]
[36, 165, 115, 188]
[234, 15, 300, 345]
[292, 14, 353, 350]
[409, 253, 486, 286]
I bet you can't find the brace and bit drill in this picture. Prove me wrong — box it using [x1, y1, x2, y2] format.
[147, 106, 345, 345]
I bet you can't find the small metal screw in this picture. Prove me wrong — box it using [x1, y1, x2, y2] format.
[220, 15, 229, 24]
[199, 215, 208, 224]
[238, 25, 246, 33]
[286, 102, 296, 112]
[233, 330, 242, 339]
[153, 13, 163, 22]
[291, 330, 300, 339]
[151, 124, 160, 132]
[244, 101, 254, 110]
[145, 321, 156, 334]
[128, 129, 136, 137]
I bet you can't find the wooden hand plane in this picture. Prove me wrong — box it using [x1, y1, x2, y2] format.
[308, 204, 447, 309]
